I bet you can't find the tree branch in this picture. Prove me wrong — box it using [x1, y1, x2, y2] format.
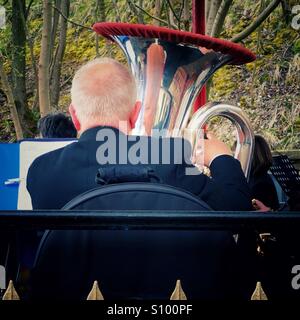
[16, 0, 39, 102]
[39, 0, 53, 116]
[50, 0, 69, 107]
[25, 0, 34, 19]
[178, 0, 185, 22]
[165, 0, 180, 23]
[111, 0, 121, 22]
[129, 1, 171, 27]
[210, 0, 233, 37]
[280, 0, 290, 24]
[0, 55, 24, 140]
[205, 0, 212, 21]
[206, 0, 222, 35]
[52, 5, 92, 30]
[126, 0, 142, 23]
[153, 0, 162, 26]
[181, 0, 190, 30]
[230, 0, 281, 43]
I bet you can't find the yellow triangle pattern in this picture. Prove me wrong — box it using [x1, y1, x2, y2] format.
[2, 280, 20, 300]
[86, 280, 104, 300]
[170, 280, 187, 300]
[251, 281, 268, 300]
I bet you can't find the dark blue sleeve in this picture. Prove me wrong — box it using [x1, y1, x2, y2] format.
[198, 155, 253, 211]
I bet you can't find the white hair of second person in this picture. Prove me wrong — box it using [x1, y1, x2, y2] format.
[71, 58, 137, 125]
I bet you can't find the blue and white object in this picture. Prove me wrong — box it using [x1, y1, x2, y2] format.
[0, 139, 76, 210]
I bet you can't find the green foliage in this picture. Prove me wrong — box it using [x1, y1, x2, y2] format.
[212, 66, 237, 96]
[293, 39, 300, 54]
[209, 1, 300, 150]
[0, 2, 12, 65]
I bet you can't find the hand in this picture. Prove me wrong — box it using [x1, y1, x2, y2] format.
[252, 199, 271, 212]
[203, 132, 232, 167]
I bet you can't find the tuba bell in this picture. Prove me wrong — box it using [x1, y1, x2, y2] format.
[93, 23, 255, 178]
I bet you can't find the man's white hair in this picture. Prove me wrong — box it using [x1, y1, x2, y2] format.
[71, 58, 137, 124]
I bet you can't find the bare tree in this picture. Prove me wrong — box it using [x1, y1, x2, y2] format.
[111, 0, 121, 22]
[210, 0, 233, 37]
[127, 0, 144, 24]
[50, 0, 70, 107]
[16, 0, 39, 110]
[95, 0, 106, 57]
[280, 0, 290, 24]
[128, 0, 169, 26]
[50, 0, 61, 60]
[205, 0, 281, 42]
[153, 0, 162, 25]
[11, 0, 27, 120]
[38, 0, 52, 116]
[0, 55, 24, 140]
[168, 0, 177, 28]
[182, 0, 190, 30]
[138, 0, 144, 23]
[205, 0, 212, 21]
[206, 0, 222, 35]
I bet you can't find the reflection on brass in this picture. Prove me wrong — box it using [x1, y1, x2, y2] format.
[251, 282, 268, 300]
[112, 34, 254, 178]
[143, 43, 165, 135]
[112, 34, 228, 136]
[86, 280, 104, 300]
[187, 102, 254, 178]
[170, 280, 187, 300]
[2, 280, 20, 300]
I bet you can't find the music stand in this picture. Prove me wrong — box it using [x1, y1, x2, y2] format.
[270, 155, 300, 196]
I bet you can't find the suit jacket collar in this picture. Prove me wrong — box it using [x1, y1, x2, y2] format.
[79, 125, 123, 142]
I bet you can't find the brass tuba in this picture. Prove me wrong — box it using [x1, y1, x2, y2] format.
[93, 23, 255, 178]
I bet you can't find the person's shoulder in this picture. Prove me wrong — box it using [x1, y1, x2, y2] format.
[210, 154, 240, 169]
[29, 141, 77, 171]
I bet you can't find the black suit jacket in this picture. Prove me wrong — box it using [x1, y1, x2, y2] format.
[249, 172, 280, 210]
[27, 126, 252, 211]
[27, 126, 256, 300]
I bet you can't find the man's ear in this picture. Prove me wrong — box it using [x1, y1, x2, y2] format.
[69, 104, 81, 132]
[129, 101, 141, 129]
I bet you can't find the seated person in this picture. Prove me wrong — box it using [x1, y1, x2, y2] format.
[26, 58, 258, 300]
[249, 135, 279, 211]
[27, 58, 252, 211]
[253, 187, 300, 212]
[37, 113, 77, 138]
[253, 175, 300, 300]
[17, 112, 77, 285]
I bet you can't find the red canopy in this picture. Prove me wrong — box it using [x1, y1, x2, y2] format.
[93, 22, 255, 65]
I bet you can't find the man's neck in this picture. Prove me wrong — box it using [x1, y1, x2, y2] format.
[79, 121, 131, 136]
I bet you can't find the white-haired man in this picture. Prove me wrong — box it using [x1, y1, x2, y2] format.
[27, 58, 255, 301]
[27, 57, 252, 210]
[69, 57, 139, 134]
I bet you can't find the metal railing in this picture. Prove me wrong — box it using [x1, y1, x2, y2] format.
[1, 210, 300, 301]
[0, 210, 300, 231]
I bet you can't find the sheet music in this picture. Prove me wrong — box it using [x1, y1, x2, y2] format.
[18, 140, 76, 210]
